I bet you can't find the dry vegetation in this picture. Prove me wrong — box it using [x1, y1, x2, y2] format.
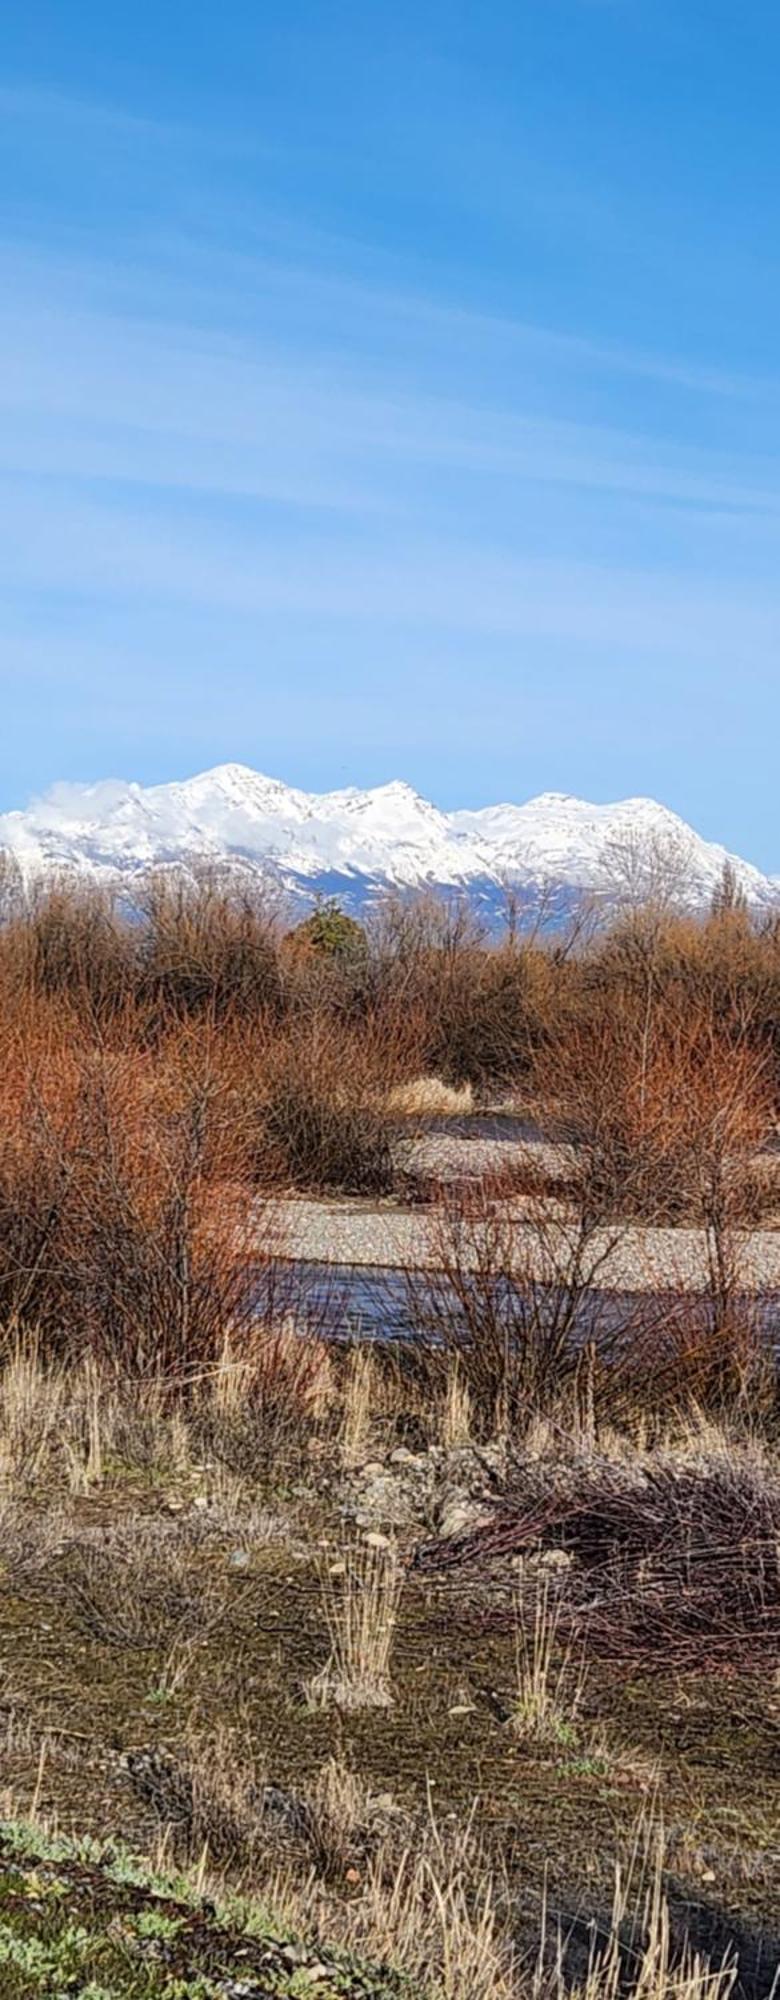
[0, 869, 778, 1993]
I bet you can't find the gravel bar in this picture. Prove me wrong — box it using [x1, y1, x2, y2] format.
[268, 1196, 780, 1293]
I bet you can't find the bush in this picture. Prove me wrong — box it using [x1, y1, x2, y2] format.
[255, 1017, 402, 1194]
[0, 1010, 260, 1376]
[137, 868, 284, 1021]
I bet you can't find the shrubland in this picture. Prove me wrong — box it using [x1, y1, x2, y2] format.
[0, 868, 777, 1992]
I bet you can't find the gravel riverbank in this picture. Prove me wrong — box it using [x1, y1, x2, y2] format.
[268, 1194, 780, 1293]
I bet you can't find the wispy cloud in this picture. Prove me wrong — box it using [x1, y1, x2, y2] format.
[1, 69, 779, 861]
[1, 239, 778, 524]
[1, 212, 779, 741]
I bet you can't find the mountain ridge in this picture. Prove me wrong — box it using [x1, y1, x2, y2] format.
[0, 763, 776, 919]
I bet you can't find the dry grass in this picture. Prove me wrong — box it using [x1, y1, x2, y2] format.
[387, 1075, 475, 1118]
[262, 1806, 749, 2000]
[340, 1346, 376, 1468]
[0, 1333, 774, 1997]
[440, 1355, 474, 1450]
[558, 1831, 743, 2000]
[512, 1576, 584, 1747]
[53, 1517, 240, 1654]
[311, 1538, 404, 1710]
[0, 1339, 66, 1488]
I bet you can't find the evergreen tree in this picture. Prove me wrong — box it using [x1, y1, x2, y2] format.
[291, 898, 367, 961]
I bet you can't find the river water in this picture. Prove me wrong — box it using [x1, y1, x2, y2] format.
[254, 1258, 780, 1351]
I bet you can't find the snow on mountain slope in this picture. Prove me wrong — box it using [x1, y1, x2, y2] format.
[0, 763, 774, 914]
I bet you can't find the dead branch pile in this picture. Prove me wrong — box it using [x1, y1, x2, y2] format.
[415, 1454, 780, 1671]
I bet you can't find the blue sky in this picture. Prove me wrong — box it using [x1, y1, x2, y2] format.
[3, 2, 780, 865]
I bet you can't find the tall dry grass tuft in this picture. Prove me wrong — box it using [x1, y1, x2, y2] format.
[295, 1808, 747, 2000]
[387, 1075, 475, 1118]
[440, 1354, 474, 1450]
[558, 1828, 741, 2000]
[355, 1832, 517, 2000]
[512, 1576, 584, 1747]
[340, 1346, 376, 1468]
[0, 1338, 65, 1488]
[193, 1316, 334, 1488]
[311, 1539, 403, 1710]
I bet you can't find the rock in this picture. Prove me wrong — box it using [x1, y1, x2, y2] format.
[216, 1984, 270, 1998]
[437, 1496, 492, 1542]
[342, 1438, 507, 1538]
[346, 1467, 420, 1531]
[538, 1548, 573, 1573]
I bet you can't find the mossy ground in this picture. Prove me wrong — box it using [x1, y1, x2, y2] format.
[0, 1460, 778, 1992]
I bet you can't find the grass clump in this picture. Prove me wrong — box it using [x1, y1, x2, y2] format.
[311, 1539, 404, 1710]
[512, 1577, 584, 1749]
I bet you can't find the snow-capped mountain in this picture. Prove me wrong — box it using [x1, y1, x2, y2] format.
[0, 764, 775, 920]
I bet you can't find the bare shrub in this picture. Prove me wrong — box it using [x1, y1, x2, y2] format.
[369, 890, 551, 1093]
[137, 866, 284, 1021]
[534, 988, 773, 1229]
[255, 1014, 404, 1194]
[10, 878, 134, 1020]
[617, 1294, 776, 1426]
[653, 1018, 774, 1328]
[0, 1012, 262, 1377]
[405, 1176, 628, 1437]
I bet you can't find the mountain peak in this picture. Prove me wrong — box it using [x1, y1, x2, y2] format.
[0, 766, 774, 917]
